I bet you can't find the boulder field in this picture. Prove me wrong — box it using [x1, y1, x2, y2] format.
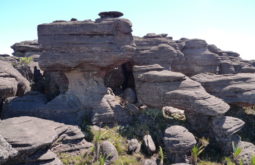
[1, 11, 255, 164]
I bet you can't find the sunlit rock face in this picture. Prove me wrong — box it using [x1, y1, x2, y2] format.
[37, 13, 135, 124]
[3, 12, 135, 125]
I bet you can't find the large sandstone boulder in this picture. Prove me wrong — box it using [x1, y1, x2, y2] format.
[236, 141, 255, 165]
[133, 65, 229, 116]
[100, 141, 118, 163]
[0, 116, 92, 164]
[0, 60, 30, 100]
[164, 125, 196, 163]
[192, 73, 255, 105]
[134, 34, 183, 69]
[173, 39, 220, 76]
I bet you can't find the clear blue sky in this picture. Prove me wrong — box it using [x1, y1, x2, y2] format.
[1, 0, 255, 59]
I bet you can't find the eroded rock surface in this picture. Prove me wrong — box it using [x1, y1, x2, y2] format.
[0, 60, 30, 99]
[133, 65, 229, 116]
[192, 73, 255, 105]
[0, 135, 18, 164]
[164, 125, 196, 163]
[4, 13, 135, 125]
[0, 116, 92, 165]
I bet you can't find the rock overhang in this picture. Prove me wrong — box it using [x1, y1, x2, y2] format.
[37, 14, 135, 72]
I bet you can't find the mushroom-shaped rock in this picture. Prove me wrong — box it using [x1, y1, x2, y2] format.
[211, 116, 245, 138]
[100, 141, 118, 163]
[192, 73, 255, 105]
[4, 13, 135, 125]
[164, 125, 196, 163]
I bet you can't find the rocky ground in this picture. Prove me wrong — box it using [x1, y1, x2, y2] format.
[1, 11, 255, 165]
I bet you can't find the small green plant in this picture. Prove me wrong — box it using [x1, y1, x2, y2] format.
[251, 155, 255, 165]
[19, 57, 33, 64]
[223, 142, 243, 165]
[98, 155, 107, 165]
[191, 137, 209, 165]
[158, 146, 165, 165]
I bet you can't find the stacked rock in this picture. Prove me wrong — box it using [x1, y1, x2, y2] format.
[11, 40, 41, 57]
[3, 12, 135, 125]
[133, 64, 230, 131]
[37, 11, 135, 125]
[134, 36, 255, 76]
[192, 73, 255, 105]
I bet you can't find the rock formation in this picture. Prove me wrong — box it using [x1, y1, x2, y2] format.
[164, 125, 196, 163]
[1, 11, 255, 164]
[3, 12, 135, 125]
[11, 40, 41, 57]
[0, 116, 92, 165]
[192, 73, 255, 105]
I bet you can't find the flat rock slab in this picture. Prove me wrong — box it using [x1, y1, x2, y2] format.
[192, 73, 255, 105]
[0, 116, 92, 164]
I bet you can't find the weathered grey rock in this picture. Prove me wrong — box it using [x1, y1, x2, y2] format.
[91, 93, 132, 126]
[211, 116, 245, 138]
[22, 150, 63, 165]
[134, 35, 182, 69]
[38, 17, 134, 72]
[100, 141, 118, 163]
[236, 141, 255, 165]
[2, 92, 48, 118]
[143, 158, 157, 165]
[128, 139, 141, 154]
[134, 43, 179, 69]
[0, 60, 30, 99]
[164, 126, 196, 152]
[122, 88, 137, 103]
[133, 65, 230, 116]
[0, 135, 18, 164]
[164, 125, 196, 163]
[11, 40, 41, 57]
[0, 116, 92, 164]
[162, 106, 185, 119]
[143, 134, 156, 154]
[192, 73, 255, 105]
[211, 116, 245, 154]
[173, 39, 220, 76]
[9, 13, 135, 125]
